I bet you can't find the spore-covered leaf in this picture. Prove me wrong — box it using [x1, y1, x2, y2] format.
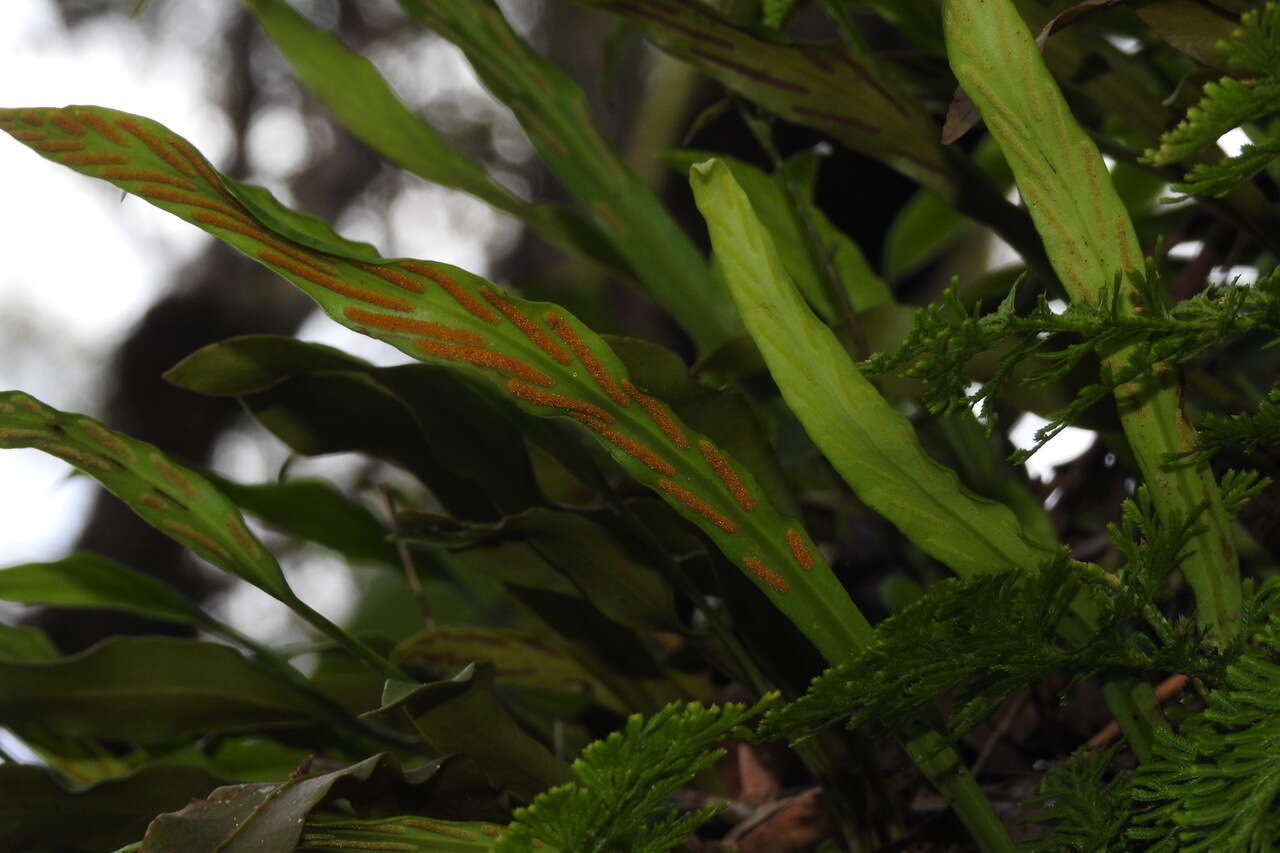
[299, 814, 520, 851]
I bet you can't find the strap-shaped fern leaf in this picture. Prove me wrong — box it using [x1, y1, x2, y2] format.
[0, 388, 397, 676]
[0, 105, 870, 665]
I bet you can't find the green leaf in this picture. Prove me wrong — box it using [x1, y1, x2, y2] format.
[690, 158, 1051, 581]
[220, 176, 383, 261]
[241, 0, 622, 274]
[4, 105, 866, 669]
[392, 626, 625, 711]
[943, 0, 1241, 643]
[163, 333, 365, 396]
[210, 476, 399, 568]
[0, 622, 59, 662]
[0, 636, 333, 742]
[394, 0, 741, 353]
[373, 662, 574, 802]
[0, 764, 223, 853]
[140, 753, 486, 853]
[299, 815, 520, 851]
[573, 0, 951, 191]
[0, 552, 205, 626]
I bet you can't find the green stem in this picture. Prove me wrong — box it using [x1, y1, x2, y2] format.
[906, 731, 1018, 853]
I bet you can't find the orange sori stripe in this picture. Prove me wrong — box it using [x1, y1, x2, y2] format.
[785, 528, 814, 570]
[166, 134, 233, 196]
[100, 167, 197, 192]
[78, 420, 135, 463]
[414, 338, 554, 386]
[56, 151, 129, 166]
[571, 414, 676, 476]
[658, 478, 737, 533]
[402, 261, 500, 323]
[33, 139, 84, 153]
[37, 441, 114, 472]
[151, 454, 199, 501]
[139, 493, 170, 511]
[698, 439, 755, 512]
[506, 379, 614, 422]
[18, 109, 43, 127]
[343, 306, 485, 346]
[72, 109, 128, 146]
[622, 380, 689, 448]
[224, 513, 264, 560]
[480, 288, 572, 364]
[48, 112, 88, 136]
[161, 520, 231, 561]
[351, 261, 425, 294]
[193, 211, 337, 276]
[258, 248, 413, 312]
[543, 311, 629, 406]
[8, 128, 47, 141]
[137, 184, 254, 223]
[744, 556, 790, 594]
[116, 116, 195, 176]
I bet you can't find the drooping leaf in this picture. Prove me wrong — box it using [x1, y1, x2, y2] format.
[2, 105, 871, 665]
[140, 753, 494, 853]
[0, 622, 59, 662]
[0, 763, 223, 853]
[163, 333, 365, 396]
[690, 158, 1052, 580]
[395, 0, 741, 354]
[299, 814, 521, 851]
[241, 0, 623, 274]
[373, 663, 574, 802]
[573, 0, 951, 192]
[0, 636, 333, 742]
[0, 552, 206, 626]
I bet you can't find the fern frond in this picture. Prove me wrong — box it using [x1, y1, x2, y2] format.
[1184, 387, 1280, 463]
[1144, 3, 1280, 196]
[1021, 744, 1132, 852]
[1128, 578, 1280, 851]
[497, 697, 775, 853]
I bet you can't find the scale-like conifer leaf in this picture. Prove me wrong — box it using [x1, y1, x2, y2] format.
[0, 104, 869, 666]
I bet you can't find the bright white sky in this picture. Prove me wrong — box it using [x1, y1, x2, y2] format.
[0, 0, 1093, 643]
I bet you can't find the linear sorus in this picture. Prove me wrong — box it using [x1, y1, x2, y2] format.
[8, 395, 46, 414]
[622, 380, 690, 449]
[402, 261, 500, 323]
[257, 248, 414, 312]
[136, 184, 252, 222]
[351, 260, 425, 294]
[744, 556, 790, 594]
[71, 110, 128, 146]
[224, 513, 264, 560]
[9, 129, 48, 141]
[37, 441, 114, 472]
[0, 428, 51, 442]
[506, 379, 614, 421]
[33, 139, 85, 153]
[658, 478, 737, 533]
[166, 134, 230, 194]
[571, 413, 676, 476]
[785, 528, 814, 570]
[116, 117, 194, 175]
[138, 493, 170, 511]
[151, 454, 200, 500]
[161, 520, 232, 561]
[415, 338, 554, 386]
[78, 420, 136, 463]
[698, 439, 755, 512]
[100, 167, 198, 192]
[193, 211, 339, 276]
[56, 151, 129, 166]
[48, 112, 88, 136]
[402, 819, 480, 840]
[343, 306, 485, 345]
[480, 288, 572, 364]
[18, 109, 43, 127]
[543, 311, 629, 406]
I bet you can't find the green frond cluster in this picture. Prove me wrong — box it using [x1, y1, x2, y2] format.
[864, 270, 1280, 461]
[1128, 579, 1280, 851]
[1219, 468, 1275, 515]
[1184, 387, 1280, 463]
[1021, 744, 1131, 852]
[498, 697, 775, 853]
[1144, 3, 1280, 197]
